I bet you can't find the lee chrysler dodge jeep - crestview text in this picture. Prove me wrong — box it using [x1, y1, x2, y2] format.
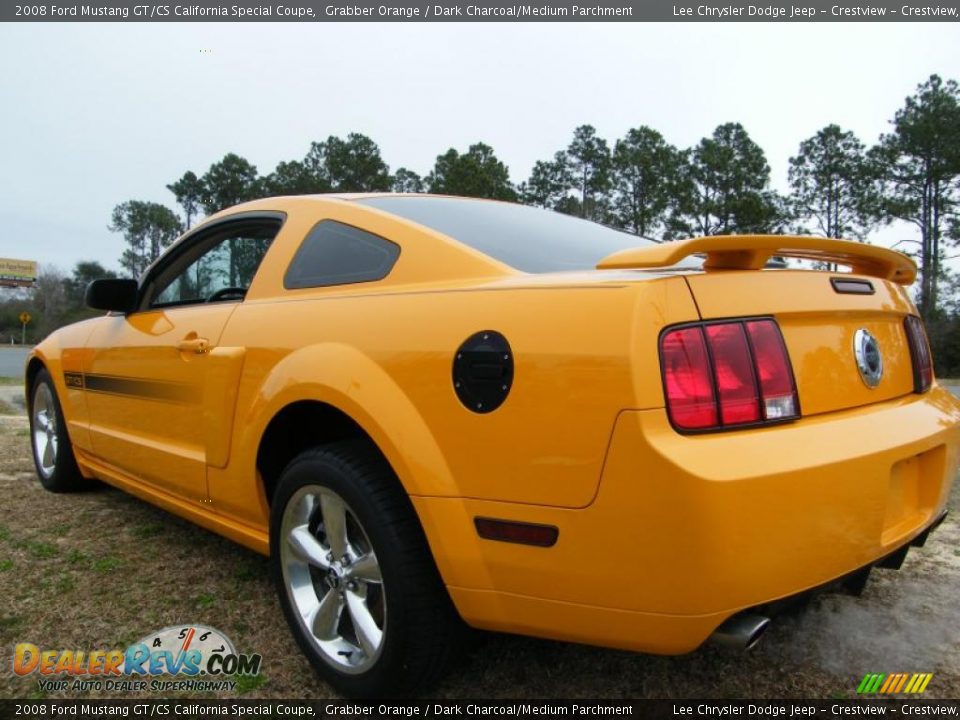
[26, 195, 960, 696]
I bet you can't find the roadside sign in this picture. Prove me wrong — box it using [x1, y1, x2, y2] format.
[0, 259, 38, 287]
[19, 311, 31, 345]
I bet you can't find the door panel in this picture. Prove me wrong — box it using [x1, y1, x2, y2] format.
[84, 304, 238, 501]
[81, 214, 281, 501]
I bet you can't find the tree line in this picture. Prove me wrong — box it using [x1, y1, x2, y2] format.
[4, 74, 958, 374]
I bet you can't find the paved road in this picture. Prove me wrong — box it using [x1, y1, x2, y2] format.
[0, 347, 29, 378]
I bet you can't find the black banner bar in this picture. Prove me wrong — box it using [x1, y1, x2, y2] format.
[3, 0, 960, 23]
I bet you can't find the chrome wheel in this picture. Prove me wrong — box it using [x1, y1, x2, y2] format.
[280, 485, 386, 673]
[32, 383, 59, 479]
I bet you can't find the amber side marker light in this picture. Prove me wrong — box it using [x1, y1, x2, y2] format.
[474, 517, 559, 547]
[660, 318, 800, 432]
[904, 315, 933, 393]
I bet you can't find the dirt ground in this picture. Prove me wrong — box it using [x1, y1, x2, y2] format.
[0, 407, 958, 700]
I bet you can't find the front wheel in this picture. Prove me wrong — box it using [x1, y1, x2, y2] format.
[270, 441, 461, 698]
[30, 369, 83, 492]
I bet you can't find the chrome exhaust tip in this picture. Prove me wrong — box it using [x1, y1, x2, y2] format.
[710, 613, 771, 651]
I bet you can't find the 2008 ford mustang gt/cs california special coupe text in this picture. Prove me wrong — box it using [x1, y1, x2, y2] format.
[26, 194, 960, 697]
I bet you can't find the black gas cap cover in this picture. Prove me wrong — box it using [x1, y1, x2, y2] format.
[453, 331, 513, 413]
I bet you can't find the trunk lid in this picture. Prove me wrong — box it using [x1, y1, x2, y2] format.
[683, 270, 917, 416]
[596, 235, 921, 418]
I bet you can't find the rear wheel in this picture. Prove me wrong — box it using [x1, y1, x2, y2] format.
[270, 440, 461, 698]
[30, 369, 83, 492]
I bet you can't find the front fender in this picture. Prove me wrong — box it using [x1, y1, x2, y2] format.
[27, 320, 100, 453]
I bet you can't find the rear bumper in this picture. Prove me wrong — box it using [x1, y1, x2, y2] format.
[417, 385, 960, 653]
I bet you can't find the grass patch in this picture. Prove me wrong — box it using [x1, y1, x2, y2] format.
[234, 559, 265, 582]
[67, 549, 88, 564]
[0, 399, 18, 415]
[0, 524, 9, 541]
[25, 540, 58, 559]
[131, 522, 164, 538]
[234, 674, 266, 694]
[0, 615, 23, 631]
[56, 573, 76, 593]
[195, 593, 216, 609]
[0, 377, 22, 386]
[92, 557, 121, 572]
[0, 559, 12, 572]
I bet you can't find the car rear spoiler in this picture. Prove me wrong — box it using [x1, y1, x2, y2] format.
[595, 235, 917, 285]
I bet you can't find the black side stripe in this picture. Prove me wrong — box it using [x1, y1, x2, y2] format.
[64, 372, 197, 404]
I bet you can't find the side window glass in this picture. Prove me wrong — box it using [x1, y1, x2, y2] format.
[284, 220, 400, 290]
[150, 225, 276, 308]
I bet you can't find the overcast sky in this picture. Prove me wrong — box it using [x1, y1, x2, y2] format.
[1, 22, 958, 275]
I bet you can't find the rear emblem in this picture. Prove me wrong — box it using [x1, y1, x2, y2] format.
[854, 328, 883, 388]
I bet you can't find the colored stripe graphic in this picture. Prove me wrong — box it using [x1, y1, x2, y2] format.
[857, 673, 932, 694]
[857, 674, 885, 693]
[65, 372, 198, 404]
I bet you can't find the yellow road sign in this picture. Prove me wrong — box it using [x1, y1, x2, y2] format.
[19, 312, 31, 325]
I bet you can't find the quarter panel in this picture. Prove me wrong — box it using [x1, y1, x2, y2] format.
[215, 275, 700, 515]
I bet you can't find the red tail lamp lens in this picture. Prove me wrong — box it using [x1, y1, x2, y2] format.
[661, 318, 800, 432]
[745, 319, 799, 420]
[904, 315, 932, 393]
[705, 323, 761, 425]
[660, 326, 718, 430]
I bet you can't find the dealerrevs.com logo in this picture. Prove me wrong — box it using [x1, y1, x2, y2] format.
[13, 625, 262, 693]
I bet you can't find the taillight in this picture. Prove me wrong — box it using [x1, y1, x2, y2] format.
[661, 327, 717, 429]
[904, 315, 933, 393]
[660, 318, 800, 432]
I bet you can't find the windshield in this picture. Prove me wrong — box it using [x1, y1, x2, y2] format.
[357, 196, 655, 273]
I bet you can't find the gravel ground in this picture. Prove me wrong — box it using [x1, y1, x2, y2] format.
[0, 410, 957, 700]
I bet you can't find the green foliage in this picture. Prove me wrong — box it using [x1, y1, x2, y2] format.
[610, 126, 684, 238]
[166, 171, 205, 230]
[669, 122, 785, 237]
[303, 133, 392, 192]
[566, 125, 612, 221]
[789, 125, 877, 242]
[0, 261, 119, 343]
[321, 133, 392, 191]
[929, 316, 960, 377]
[427, 142, 517, 200]
[392, 167, 424, 193]
[871, 74, 960, 319]
[523, 152, 573, 210]
[110, 200, 182, 279]
[264, 134, 392, 195]
[263, 159, 324, 196]
[199, 153, 263, 214]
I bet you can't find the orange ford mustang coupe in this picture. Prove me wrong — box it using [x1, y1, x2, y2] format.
[27, 194, 960, 697]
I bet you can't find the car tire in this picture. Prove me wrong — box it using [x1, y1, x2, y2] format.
[270, 440, 462, 698]
[30, 369, 84, 493]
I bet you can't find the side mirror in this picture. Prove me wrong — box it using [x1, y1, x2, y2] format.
[85, 279, 138, 313]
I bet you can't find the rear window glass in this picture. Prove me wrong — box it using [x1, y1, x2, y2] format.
[357, 196, 656, 273]
[285, 220, 400, 289]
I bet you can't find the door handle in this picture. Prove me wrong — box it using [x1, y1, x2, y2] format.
[177, 336, 210, 354]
